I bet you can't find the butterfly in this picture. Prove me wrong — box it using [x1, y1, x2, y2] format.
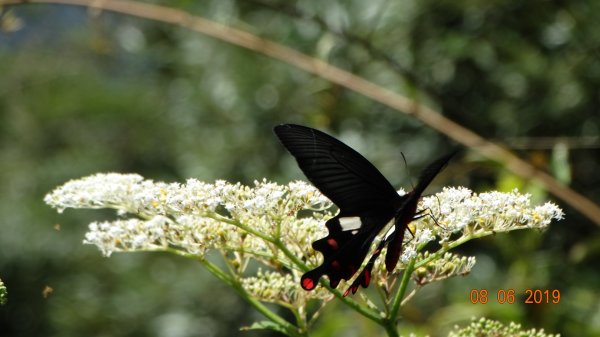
[274, 124, 454, 296]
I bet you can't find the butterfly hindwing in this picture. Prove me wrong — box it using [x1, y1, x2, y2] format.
[301, 215, 374, 290]
[344, 231, 390, 296]
[301, 210, 397, 290]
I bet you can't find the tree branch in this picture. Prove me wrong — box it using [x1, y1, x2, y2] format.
[3, 0, 599, 225]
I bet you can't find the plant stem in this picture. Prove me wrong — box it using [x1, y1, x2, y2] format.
[414, 231, 490, 269]
[383, 321, 400, 337]
[170, 250, 306, 337]
[385, 257, 416, 336]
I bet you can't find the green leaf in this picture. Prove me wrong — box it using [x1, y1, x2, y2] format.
[241, 320, 290, 335]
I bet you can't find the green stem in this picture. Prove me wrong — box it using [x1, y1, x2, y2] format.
[274, 238, 309, 271]
[414, 231, 491, 269]
[379, 230, 495, 336]
[207, 213, 276, 243]
[384, 257, 416, 336]
[291, 305, 308, 333]
[329, 285, 384, 323]
[383, 320, 400, 337]
[169, 249, 306, 337]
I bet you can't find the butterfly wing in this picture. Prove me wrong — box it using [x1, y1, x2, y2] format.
[274, 124, 400, 213]
[384, 152, 455, 272]
[300, 210, 398, 292]
[343, 229, 390, 296]
[412, 152, 456, 197]
[274, 124, 403, 291]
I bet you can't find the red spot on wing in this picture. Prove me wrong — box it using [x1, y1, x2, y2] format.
[342, 281, 360, 297]
[327, 238, 339, 250]
[301, 277, 316, 290]
[331, 260, 341, 270]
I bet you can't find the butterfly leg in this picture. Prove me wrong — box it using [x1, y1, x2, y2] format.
[413, 207, 443, 229]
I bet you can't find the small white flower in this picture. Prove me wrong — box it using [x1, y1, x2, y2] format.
[416, 228, 434, 244]
[400, 246, 417, 264]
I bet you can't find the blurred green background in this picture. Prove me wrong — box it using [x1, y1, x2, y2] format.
[1, 1, 599, 336]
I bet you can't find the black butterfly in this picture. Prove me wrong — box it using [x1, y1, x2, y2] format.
[274, 124, 454, 296]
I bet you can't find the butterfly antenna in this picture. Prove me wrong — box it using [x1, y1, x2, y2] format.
[400, 152, 415, 191]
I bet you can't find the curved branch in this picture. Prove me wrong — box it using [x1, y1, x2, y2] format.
[3, 0, 599, 225]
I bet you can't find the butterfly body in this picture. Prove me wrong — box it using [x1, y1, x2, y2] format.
[274, 124, 453, 295]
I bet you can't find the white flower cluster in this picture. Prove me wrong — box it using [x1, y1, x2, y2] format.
[419, 187, 564, 240]
[365, 187, 562, 278]
[84, 217, 170, 256]
[44, 174, 331, 265]
[412, 252, 477, 285]
[45, 174, 564, 303]
[241, 270, 331, 305]
[448, 317, 560, 337]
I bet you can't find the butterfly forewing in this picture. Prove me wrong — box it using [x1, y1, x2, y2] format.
[274, 124, 400, 212]
[412, 152, 456, 196]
